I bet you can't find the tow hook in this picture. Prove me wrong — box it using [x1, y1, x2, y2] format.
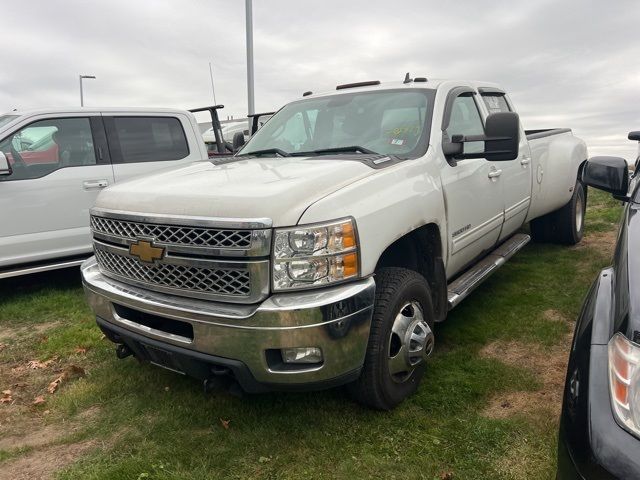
[203, 366, 243, 397]
[115, 344, 133, 359]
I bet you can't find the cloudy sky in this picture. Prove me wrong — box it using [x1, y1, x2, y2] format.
[2, 0, 639, 158]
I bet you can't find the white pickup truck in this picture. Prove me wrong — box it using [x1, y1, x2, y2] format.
[81, 77, 588, 409]
[0, 107, 210, 279]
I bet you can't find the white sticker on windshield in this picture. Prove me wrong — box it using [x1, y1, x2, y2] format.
[390, 138, 405, 146]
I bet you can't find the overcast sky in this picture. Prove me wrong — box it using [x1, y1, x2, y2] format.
[2, 0, 639, 158]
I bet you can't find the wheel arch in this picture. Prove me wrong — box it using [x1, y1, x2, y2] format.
[374, 223, 447, 322]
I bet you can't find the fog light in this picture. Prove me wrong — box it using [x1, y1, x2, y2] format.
[281, 347, 323, 364]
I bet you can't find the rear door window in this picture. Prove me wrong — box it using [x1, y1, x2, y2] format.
[107, 116, 189, 164]
[481, 94, 511, 114]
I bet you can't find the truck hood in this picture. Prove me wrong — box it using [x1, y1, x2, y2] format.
[95, 157, 377, 227]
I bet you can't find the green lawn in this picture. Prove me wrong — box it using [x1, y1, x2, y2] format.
[0, 189, 622, 480]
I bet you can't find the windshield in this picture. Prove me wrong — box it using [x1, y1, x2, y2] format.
[0, 115, 18, 130]
[239, 89, 435, 158]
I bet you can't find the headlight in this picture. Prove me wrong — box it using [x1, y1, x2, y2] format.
[272, 218, 359, 291]
[608, 333, 640, 436]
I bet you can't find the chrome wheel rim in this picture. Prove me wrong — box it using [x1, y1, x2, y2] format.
[387, 301, 434, 383]
[575, 193, 584, 233]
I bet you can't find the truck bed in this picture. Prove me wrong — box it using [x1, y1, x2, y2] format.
[525, 128, 572, 140]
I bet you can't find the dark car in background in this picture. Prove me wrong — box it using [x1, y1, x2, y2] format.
[557, 131, 640, 479]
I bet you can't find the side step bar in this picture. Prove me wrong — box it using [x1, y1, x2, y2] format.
[447, 233, 530, 310]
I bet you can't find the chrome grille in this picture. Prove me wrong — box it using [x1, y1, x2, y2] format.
[95, 248, 251, 297]
[90, 209, 271, 303]
[91, 215, 252, 249]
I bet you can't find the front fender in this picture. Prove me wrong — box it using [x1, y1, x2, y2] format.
[298, 156, 445, 277]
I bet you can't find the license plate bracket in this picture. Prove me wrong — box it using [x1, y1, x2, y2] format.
[143, 344, 185, 375]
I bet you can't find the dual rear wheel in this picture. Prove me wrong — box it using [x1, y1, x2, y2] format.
[530, 180, 586, 245]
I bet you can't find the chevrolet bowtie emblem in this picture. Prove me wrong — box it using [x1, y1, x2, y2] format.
[129, 239, 165, 263]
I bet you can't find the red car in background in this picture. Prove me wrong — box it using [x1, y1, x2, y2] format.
[6, 127, 59, 165]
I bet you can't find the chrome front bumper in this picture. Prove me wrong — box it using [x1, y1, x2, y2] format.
[81, 257, 375, 390]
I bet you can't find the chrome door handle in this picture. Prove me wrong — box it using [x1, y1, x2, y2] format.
[83, 179, 109, 190]
[520, 157, 531, 166]
[488, 169, 503, 179]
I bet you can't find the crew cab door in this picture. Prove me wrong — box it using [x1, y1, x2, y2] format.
[479, 89, 532, 240]
[0, 114, 114, 268]
[103, 113, 204, 182]
[440, 89, 504, 277]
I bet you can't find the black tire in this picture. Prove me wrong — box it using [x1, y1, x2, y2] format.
[530, 180, 586, 245]
[348, 267, 434, 410]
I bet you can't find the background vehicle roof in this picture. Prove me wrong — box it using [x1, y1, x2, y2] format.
[2, 106, 192, 116]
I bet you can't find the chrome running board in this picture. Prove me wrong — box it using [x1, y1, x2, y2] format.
[447, 233, 530, 310]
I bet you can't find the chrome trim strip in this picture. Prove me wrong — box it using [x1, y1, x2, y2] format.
[453, 212, 504, 244]
[95, 240, 258, 269]
[92, 230, 271, 258]
[91, 206, 273, 229]
[0, 258, 86, 279]
[504, 196, 531, 219]
[451, 212, 504, 255]
[112, 308, 193, 345]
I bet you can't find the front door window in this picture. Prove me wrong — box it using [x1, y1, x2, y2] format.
[0, 117, 96, 181]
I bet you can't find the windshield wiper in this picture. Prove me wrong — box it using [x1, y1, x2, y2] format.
[294, 145, 379, 156]
[237, 148, 290, 157]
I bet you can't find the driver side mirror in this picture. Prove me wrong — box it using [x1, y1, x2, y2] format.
[0, 152, 12, 176]
[582, 156, 629, 199]
[232, 131, 246, 151]
[443, 112, 520, 162]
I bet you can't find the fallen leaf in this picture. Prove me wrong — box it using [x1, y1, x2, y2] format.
[47, 376, 63, 394]
[2, 390, 11, 396]
[74, 346, 87, 355]
[0, 390, 12, 404]
[46, 365, 86, 395]
[258, 456, 271, 463]
[440, 471, 454, 480]
[164, 386, 170, 392]
[219, 418, 230, 430]
[27, 358, 57, 370]
[33, 396, 46, 406]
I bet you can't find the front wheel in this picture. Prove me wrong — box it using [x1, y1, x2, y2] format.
[348, 268, 435, 410]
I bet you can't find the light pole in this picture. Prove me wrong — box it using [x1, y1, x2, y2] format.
[79, 75, 96, 107]
[245, 0, 255, 115]
[208, 62, 217, 105]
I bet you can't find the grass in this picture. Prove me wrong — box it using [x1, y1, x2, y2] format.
[0, 189, 623, 480]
